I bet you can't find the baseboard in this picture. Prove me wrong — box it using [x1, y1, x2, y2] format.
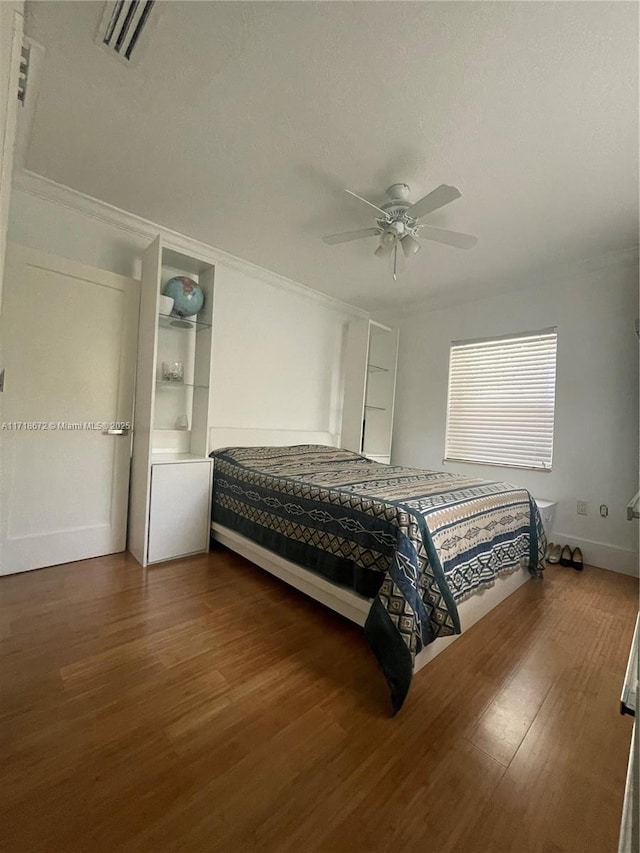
[551, 531, 639, 577]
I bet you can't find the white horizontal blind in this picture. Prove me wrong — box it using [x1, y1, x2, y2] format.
[445, 330, 558, 470]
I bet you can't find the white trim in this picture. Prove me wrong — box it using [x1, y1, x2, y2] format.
[551, 531, 639, 576]
[380, 244, 640, 319]
[12, 168, 369, 320]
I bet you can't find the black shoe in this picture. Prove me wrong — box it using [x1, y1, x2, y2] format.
[559, 545, 572, 566]
[570, 547, 584, 571]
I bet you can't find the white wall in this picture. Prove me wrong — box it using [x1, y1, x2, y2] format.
[8, 186, 147, 279]
[381, 253, 639, 575]
[210, 263, 346, 440]
[8, 184, 360, 448]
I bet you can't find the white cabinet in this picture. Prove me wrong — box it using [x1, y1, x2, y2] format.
[147, 459, 213, 563]
[129, 235, 215, 566]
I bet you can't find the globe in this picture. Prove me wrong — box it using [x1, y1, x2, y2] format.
[164, 276, 204, 318]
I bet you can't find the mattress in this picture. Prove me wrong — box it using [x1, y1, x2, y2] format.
[210, 445, 546, 713]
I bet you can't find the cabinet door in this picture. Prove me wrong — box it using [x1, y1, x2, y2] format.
[148, 461, 212, 563]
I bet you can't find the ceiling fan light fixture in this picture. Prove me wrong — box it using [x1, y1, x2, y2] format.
[401, 234, 421, 257]
[374, 241, 393, 259]
[321, 180, 476, 278]
[389, 221, 405, 237]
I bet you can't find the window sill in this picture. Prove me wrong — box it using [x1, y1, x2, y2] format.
[443, 457, 553, 473]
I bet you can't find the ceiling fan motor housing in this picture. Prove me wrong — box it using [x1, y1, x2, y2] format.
[379, 184, 417, 232]
[386, 183, 411, 201]
[377, 201, 418, 236]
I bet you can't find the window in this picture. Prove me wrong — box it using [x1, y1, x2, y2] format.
[444, 329, 558, 471]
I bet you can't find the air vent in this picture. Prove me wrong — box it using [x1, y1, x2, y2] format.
[96, 1, 155, 63]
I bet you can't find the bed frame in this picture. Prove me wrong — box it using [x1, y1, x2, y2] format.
[208, 427, 531, 673]
[211, 522, 529, 672]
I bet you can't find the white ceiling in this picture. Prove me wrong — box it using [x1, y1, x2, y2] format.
[23, 1, 639, 311]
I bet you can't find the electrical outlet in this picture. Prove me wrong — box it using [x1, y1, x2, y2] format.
[577, 500, 589, 516]
[600, 504, 609, 517]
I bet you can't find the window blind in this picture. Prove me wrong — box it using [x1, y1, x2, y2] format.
[444, 330, 558, 471]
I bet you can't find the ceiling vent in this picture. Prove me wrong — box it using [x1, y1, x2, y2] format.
[96, 1, 156, 64]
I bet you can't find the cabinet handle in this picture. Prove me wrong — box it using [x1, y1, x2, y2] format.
[104, 427, 130, 436]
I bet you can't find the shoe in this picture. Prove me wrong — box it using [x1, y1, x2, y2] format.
[559, 545, 573, 566]
[545, 541, 554, 561]
[570, 547, 584, 571]
[548, 544, 562, 564]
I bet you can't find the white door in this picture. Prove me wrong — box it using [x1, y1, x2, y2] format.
[0, 243, 139, 574]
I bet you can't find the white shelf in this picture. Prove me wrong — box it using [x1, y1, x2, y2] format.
[151, 453, 212, 465]
[156, 381, 209, 390]
[158, 314, 211, 332]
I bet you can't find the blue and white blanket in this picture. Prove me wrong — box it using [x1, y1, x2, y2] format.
[210, 445, 546, 713]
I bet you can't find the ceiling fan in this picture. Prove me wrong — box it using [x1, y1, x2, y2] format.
[322, 182, 477, 279]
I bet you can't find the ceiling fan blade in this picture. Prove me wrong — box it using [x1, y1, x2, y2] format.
[418, 224, 478, 249]
[322, 228, 381, 245]
[406, 184, 462, 220]
[345, 189, 388, 216]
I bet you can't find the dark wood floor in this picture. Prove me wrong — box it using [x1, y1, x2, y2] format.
[0, 548, 637, 853]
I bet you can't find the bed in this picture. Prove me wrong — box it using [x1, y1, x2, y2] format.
[209, 444, 546, 713]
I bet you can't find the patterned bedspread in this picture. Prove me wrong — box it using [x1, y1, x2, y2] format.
[210, 445, 546, 713]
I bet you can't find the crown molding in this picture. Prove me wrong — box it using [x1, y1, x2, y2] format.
[377, 243, 640, 322]
[13, 168, 369, 319]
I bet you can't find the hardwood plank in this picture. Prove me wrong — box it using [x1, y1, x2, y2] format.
[0, 552, 636, 852]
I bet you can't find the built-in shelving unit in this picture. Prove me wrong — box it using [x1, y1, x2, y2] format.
[340, 318, 399, 463]
[361, 321, 398, 464]
[128, 235, 215, 566]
